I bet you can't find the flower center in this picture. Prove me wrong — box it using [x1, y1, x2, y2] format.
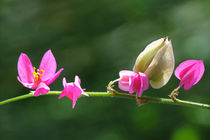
[32, 67, 45, 82]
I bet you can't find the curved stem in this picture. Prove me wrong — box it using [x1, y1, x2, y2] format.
[0, 91, 210, 110]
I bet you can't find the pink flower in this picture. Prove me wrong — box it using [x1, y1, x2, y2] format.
[17, 50, 63, 96]
[58, 76, 88, 108]
[175, 60, 205, 90]
[118, 70, 149, 97]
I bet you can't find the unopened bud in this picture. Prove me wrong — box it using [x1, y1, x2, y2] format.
[133, 37, 175, 89]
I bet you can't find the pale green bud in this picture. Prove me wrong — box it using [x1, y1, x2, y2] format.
[133, 37, 175, 89]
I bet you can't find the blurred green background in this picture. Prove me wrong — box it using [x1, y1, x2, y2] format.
[1, 0, 210, 139]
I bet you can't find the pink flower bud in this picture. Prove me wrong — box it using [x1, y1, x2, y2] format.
[118, 70, 149, 97]
[175, 60, 205, 90]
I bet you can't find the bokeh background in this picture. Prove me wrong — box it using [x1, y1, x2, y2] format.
[1, 0, 210, 139]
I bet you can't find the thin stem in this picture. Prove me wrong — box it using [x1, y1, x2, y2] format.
[107, 78, 120, 93]
[0, 91, 210, 110]
[169, 86, 180, 102]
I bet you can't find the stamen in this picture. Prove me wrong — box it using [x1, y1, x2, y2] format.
[32, 67, 45, 81]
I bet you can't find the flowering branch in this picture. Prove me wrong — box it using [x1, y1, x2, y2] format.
[11, 38, 207, 110]
[0, 91, 210, 110]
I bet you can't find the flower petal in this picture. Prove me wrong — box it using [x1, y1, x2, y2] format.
[118, 70, 135, 92]
[74, 76, 88, 96]
[118, 81, 130, 92]
[69, 84, 82, 108]
[119, 70, 135, 78]
[72, 84, 83, 99]
[74, 75, 81, 87]
[39, 50, 57, 81]
[17, 76, 35, 89]
[72, 99, 77, 109]
[139, 72, 149, 90]
[180, 69, 197, 90]
[175, 60, 198, 80]
[64, 84, 74, 100]
[129, 74, 140, 94]
[17, 53, 34, 83]
[45, 68, 63, 85]
[33, 82, 50, 96]
[137, 84, 143, 97]
[58, 86, 67, 99]
[62, 77, 67, 87]
[194, 60, 205, 85]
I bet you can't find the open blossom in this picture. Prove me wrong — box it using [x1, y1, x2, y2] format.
[58, 76, 88, 108]
[118, 70, 149, 97]
[17, 50, 63, 96]
[175, 60, 205, 90]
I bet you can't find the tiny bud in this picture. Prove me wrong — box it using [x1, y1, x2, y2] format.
[133, 37, 175, 89]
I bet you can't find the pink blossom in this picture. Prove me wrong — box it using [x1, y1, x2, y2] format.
[17, 50, 63, 96]
[175, 60, 205, 90]
[58, 76, 88, 108]
[118, 70, 149, 97]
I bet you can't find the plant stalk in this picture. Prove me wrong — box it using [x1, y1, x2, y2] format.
[0, 91, 210, 110]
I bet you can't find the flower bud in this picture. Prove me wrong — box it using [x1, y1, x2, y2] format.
[175, 60, 204, 90]
[133, 37, 175, 89]
[118, 70, 149, 97]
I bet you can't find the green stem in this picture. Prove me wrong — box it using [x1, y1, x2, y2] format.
[0, 91, 210, 110]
